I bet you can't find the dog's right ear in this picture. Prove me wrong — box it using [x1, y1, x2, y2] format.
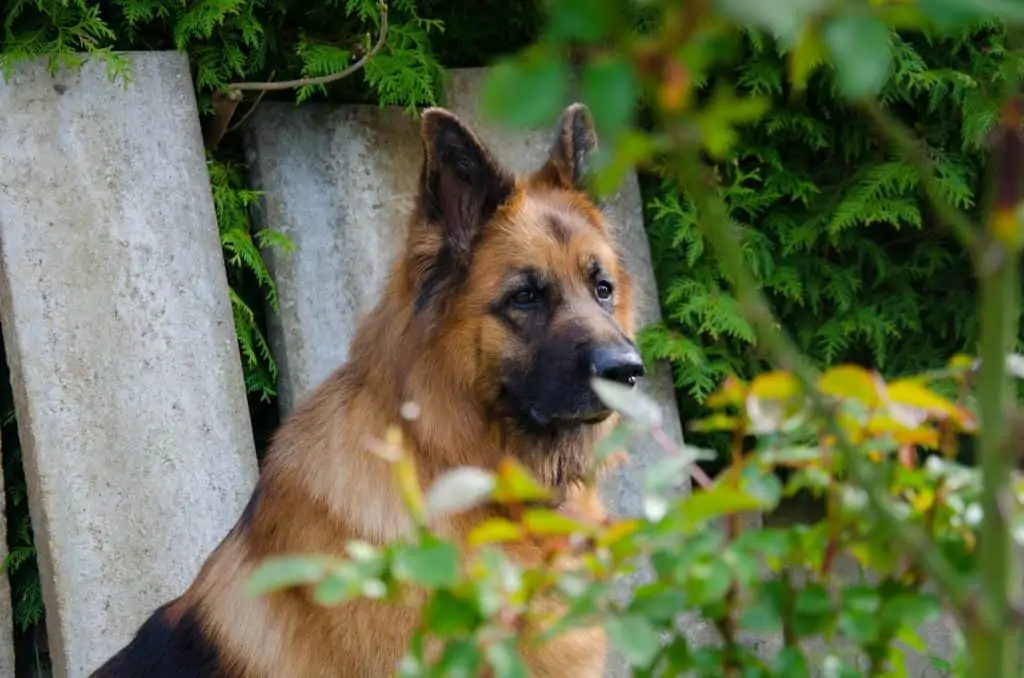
[416, 108, 515, 257]
[412, 108, 515, 315]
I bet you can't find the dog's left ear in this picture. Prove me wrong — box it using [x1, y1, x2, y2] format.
[532, 103, 598, 190]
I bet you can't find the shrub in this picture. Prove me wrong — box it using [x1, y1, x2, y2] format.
[247, 1, 1024, 676]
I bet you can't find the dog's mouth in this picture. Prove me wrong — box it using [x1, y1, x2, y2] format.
[525, 405, 614, 432]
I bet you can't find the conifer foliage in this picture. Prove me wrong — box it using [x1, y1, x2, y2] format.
[640, 23, 1024, 413]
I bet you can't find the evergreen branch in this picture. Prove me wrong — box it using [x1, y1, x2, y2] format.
[860, 100, 979, 252]
[666, 139, 972, 614]
[225, 0, 388, 93]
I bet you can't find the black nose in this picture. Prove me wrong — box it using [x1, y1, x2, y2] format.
[589, 344, 646, 386]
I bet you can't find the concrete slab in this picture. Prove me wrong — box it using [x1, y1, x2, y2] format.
[0, 436, 16, 677]
[0, 51, 259, 677]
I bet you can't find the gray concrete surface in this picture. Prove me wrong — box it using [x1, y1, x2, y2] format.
[246, 66, 693, 675]
[0, 51, 259, 678]
[0, 437, 16, 677]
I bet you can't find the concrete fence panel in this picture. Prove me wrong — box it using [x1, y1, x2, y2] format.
[0, 51, 260, 677]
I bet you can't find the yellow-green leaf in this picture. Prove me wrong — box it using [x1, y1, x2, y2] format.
[818, 364, 882, 407]
[523, 508, 589, 536]
[493, 457, 552, 503]
[469, 518, 526, 547]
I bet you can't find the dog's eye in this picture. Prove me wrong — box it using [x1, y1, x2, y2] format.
[595, 280, 614, 301]
[510, 288, 540, 309]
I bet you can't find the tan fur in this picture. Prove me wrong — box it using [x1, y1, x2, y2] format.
[92, 104, 639, 678]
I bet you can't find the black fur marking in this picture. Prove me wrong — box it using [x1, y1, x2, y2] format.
[545, 214, 572, 245]
[415, 243, 463, 314]
[91, 603, 231, 678]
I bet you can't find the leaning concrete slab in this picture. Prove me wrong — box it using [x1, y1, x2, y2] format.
[0, 436, 16, 677]
[0, 51, 259, 678]
[246, 66, 692, 674]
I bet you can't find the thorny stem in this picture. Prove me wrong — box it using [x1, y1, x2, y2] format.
[969, 96, 1024, 678]
[667, 148, 972, 612]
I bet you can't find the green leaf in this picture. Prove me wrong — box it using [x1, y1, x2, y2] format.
[629, 585, 688, 624]
[493, 457, 552, 503]
[822, 13, 893, 99]
[486, 637, 528, 678]
[423, 590, 481, 636]
[838, 585, 881, 643]
[581, 55, 637, 141]
[392, 539, 460, 589]
[772, 646, 810, 677]
[605, 614, 662, 668]
[433, 638, 483, 677]
[793, 583, 833, 637]
[546, 0, 616, 42]
[481, 48, 569, 129]
[668, 485, 768, 533]
[523, 508, 589, 536]
[739, 580, 783, 632]
[244, 555, 334, 596]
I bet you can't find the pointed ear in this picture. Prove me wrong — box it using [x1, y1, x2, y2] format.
[412, 108, 515, 313]
[532, 103, 598, 190]
[417, 107, 515, 252]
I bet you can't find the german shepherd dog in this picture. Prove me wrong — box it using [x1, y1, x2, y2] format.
[92, 101, 645, 677]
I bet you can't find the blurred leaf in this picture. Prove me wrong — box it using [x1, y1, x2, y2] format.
[773, 646, 810, 677]
[469, 518, 525, 547]
[245, 555, 334, 596]
[547, 0, 616, 42]
[669, 485, 768, 532]
[739, 580, 783, 631]
[523, 508, 589, 536]
[629, 585, 688, 624]
[425, 467, 496, 519]
[582, 54, 637, 140]
[838, 603, 880, 644]
[697, 86, 771, 159]
[793, 583, 833, 637]
[714, 0, 829, 43]
[605, 614, 661, 668]
[493, 456, 552, 503]
[433, 638, 482, 676]
[920, 0, 1024, 28]
[822, 13, 893, 99]
[423, 590, 481, 636]
[392, 538, 460, 589]
[818, 364, 882, 407]
[706, 375, 746, 409]
[486, 638, 528, 678]
[788, 22, 828, 91]
[482, 47, 569, 129]
[592, 377, 662, 429]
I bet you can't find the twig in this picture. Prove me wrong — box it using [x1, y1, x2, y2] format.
[225, 71, 276, 136]
[226, 1, 388, 93]
[860, 100, 978, 253]
[202, 1, 388, 150]
[667, 147, 972, 612]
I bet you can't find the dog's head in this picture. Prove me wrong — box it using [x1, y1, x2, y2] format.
[406, 103, 643, 445]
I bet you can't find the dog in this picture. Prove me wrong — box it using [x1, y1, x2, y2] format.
[91, 100, 645, 677]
